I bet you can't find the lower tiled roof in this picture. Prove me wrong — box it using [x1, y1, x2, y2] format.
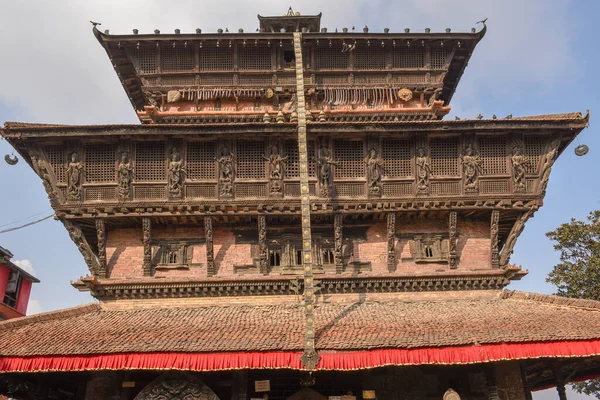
[1, 290, 600, 357]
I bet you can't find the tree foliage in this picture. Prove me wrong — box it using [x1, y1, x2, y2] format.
[546, 210, 600, 397]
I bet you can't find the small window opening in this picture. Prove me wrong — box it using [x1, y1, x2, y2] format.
[323, 249, 335, 264]
[269, 250, 281, 267]
[296, 250, 303, 266]
[424, 245, 434, 258]
[168, 251, 178, 264]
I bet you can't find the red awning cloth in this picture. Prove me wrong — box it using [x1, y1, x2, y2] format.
[3, 340, 600, 373]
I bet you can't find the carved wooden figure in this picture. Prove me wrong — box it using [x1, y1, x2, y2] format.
[387, 213, 396, 272]
[334, 214, 343, 273]
[117, 150, 133, 200]
[217, 145, 234, 198]
[142, 218, 152, 276]
[204, 216, 215, 276]
[461, 141, 482, 193]
[510, 139, 529, 193]
[264, 145, 287, 195]
[95, 219, 107, 278]
[63, 219, 100, 275]
[258, 215, 268, 274]
[448, 212, 458, 269]
[366, 147, 383, 196]
[316, 144, 337, 197]
[168, 148, 186, 199]
[491, 210, 500, 268]
[416, 146, 432, 195]
[66, 151, 84, 201]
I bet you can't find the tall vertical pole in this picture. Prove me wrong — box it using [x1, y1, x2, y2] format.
[293, 32, 320, 371]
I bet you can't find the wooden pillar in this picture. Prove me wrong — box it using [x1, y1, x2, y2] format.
[491, 210, 500, 269]
[95, 219, 107, 278]
[449, 211, 458, 269]
[204, 216, 215, 276]
[334, 214, 343, 274]
[485, 365, 501, 400]
[387, 213, 396, 272]
[142, 217, 152, 276]
[258, 215, 268, 275]
[231, 370, 248, 400]
[520, 362, 533, 400]
[553, 364, 568, 400]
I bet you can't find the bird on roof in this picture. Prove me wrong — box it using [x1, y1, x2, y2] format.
[225, 28, 229, 33]
[506, 114, 513, 119]
[455, 116, 461, 120]
[352, 26, 355, 31]
[476, 114, 483, 120]
[492, 114, 497, 119]
[477, 18, 488, 25]
[90, 21, 101, 27]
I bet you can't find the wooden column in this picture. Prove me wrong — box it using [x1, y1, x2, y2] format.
[520, 362, 533, 400]
[231, 370, 248, 400]
[204, 216, 215, 276]
[142, 218, 152, 276]
[491, 210, 500, 268]
[258, 215, 268, 275]
[95, 219, 107, 278]
[449, 211, 458, 269]
[553, 364, 568, 400]
[387, 212, 396, 272]
[334, 214, 343, 274]
[485, 365, 501, 400]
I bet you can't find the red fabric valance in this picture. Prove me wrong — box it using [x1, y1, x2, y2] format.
[2, 340, 600, 373]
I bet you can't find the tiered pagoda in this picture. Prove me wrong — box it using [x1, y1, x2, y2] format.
[0, 9, 596, 400]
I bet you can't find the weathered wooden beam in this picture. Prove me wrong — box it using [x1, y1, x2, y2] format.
[449, 211, 458, 269]
[491, 210, 500, 269]
[258, 215, 268, 275]
[334, 214, 343, 274]
[387, 212, 396, 272]
[142, 217, 152, 276]
[204, 216, 215, 276]
[95, 218, 107, 278]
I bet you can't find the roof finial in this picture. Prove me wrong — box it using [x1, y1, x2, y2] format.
[90, 21, 101, 27]
[287, 6, 294, 16]
[476, 18, 488, 26]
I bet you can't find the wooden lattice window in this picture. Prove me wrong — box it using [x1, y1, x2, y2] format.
[45, 145, 66, 183]
[480, 136, 507, 175]
[187, 142, 216, 180]
[393, 46, 425, 69]
[430, 137, 459, 176]
[382, 139, 412, 177]
[285, 140, 315, 178]
[135, 47, 157, 73]
[316, 47, 348, 69]
[161, 46, 195, 72]
[238, 46, 272, 70]
[236, 141, 265, 179]
[430, 47, 452, 69]
[354, 47, 386, 70]
[199, 46, 233, 71]
[85, 144, 116, 183]
[334, 140, 364, 178]
[524, 136, 545, 174]
[135, 142, 166, 182]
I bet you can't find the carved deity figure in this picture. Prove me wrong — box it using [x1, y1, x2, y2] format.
[510, 144, 529, 192]
[365, 148, 383, 195]
[216, 146, 234, 197]
[415, 147, 432, 194]
[66, 152, 84, 201]
[117, 151, 133, 200]
[168, 148, 186, 198]
[264, 146, 288, 194]
[461, 144, 482, 192]
[317, 145, 338, 196]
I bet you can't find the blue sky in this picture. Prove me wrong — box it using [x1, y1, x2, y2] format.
[0, 1, 598, 397]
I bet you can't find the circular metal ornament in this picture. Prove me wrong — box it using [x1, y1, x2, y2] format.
[443, 389, 461, 400]
[575, 144, 589, 156]
[4, 154, 18, 165]
[398, 88, 413, 102]
[265, 88, 275, 98]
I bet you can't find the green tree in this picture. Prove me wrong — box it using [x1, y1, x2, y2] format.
[546, 210, 600, 397]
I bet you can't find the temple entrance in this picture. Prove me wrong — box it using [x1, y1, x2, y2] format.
[133, 374, 219, 400]
[287, 387, 327, 400]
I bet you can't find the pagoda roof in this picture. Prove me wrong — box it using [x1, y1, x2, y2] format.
[2, 290, 600, 378]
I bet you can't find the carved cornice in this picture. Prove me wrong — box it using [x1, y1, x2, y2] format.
[73, 267, 526, 301]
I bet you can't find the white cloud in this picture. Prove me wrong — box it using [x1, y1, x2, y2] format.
[26, 299, 42, 316]
[13, 259, 35, 277]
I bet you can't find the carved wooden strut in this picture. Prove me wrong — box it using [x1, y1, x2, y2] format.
[142, 217, 152, 276]
[387, 212, 396, 272]
[95, 219, 107, 278]
[491, 210, 500, 269]
[448, 211, 458, 269]
[258, 215, 268, 275]
[334, 214, 343, 274]
[204, 216, 215, 276]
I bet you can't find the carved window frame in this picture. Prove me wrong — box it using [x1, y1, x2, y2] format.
[409, 235, 449, 263]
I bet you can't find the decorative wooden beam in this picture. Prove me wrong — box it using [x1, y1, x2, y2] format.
[95, 219, 107, 278]
[334, 214, 343, 274]
[491, 210, 500, 269]
[499, 209, 535, 267]
[387, 212, 396, 272]
[142, 217, 152, 276]
[449, 211, 458, 269]
[258, 215, 268, 275]
[204, 216, 215, 276]
[62, 219, 101, 276]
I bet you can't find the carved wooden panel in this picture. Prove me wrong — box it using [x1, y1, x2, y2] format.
[524, 136, 545, 174]
[161, 46, 194, 72]
[480, 180, 510, 194]
[199, 45, 233, 71]
[430, 137, 459, 176]
[238, 46, 271, 70]
[161, 76, 196, 86]
[187, 142, 216, 180]
[85, 187, 116, 201]
[393, 46, 425, 68]
[236, 140, 265, 179]
[336, 183, 364, 197]
[430, 181, 460, 195]
[430, 46, 452, 69]
[135, 47, 157, 74]
[334, 140, 364, 178]
[316, 46, 348, 69]
[383, 182, 412, 197]
[202, 75, 234, 85]
[285, 139, 315, 178]
[354, 75, 388, 84]
[134, 186, 166, 199]
[134, 376, 219, 400]
[382, 139, 412, 177]
[391, 74, 426, 84]
[480, 136, 508, 175]
[85, 144, 116, 183]
[135, 142, 165, 181]
[355, 46, 386, 70]
[239, 75, 272, 86]
[235, 183, 267, 198]
[284, 183, 316, 197]
[45, 145, 66, 183]
[186, 185, 217, 199]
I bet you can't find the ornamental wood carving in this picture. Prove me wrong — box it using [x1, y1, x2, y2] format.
[510, 137, 529, 193]
[258, 215, 268, 274]
[539, 133, 562, 196]
[265, 143, 287, 196]
[217, 143, 234, 198]
[168, 147, 186, 199]
[461, 135, 482, 193]
[491, 210, 500, 269]
[62, 219, 101, 275]
[499, 209, 534, 267]
[95, 219, 107, 278]
[415, 137, 432, 195]
[117, 149, 133, 200]
[204, 216, 215, 276]
[366, 146, 383, 196]
[449, 212, 458, 269]
[387, 213, 396, 272]
[334, 214, 343, 273]
[66, 151, 84, 201]
[316, 140, 337, 198]
[142, 217, 152, 276]
[134, 375, 219, 400]
[29, 147, 63, 208]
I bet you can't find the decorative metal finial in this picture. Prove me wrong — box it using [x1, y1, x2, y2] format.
[90, 21, 101, 27]
[133, 29, 139, 35]
[476, 18, 488, 26]
[575, 144, 589, 156]
[4, 154, 18, 165]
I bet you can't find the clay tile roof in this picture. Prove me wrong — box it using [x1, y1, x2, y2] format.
[2, 291, 600, 357]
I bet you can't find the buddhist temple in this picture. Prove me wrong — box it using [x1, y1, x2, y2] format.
[0, 9, 595, 400]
